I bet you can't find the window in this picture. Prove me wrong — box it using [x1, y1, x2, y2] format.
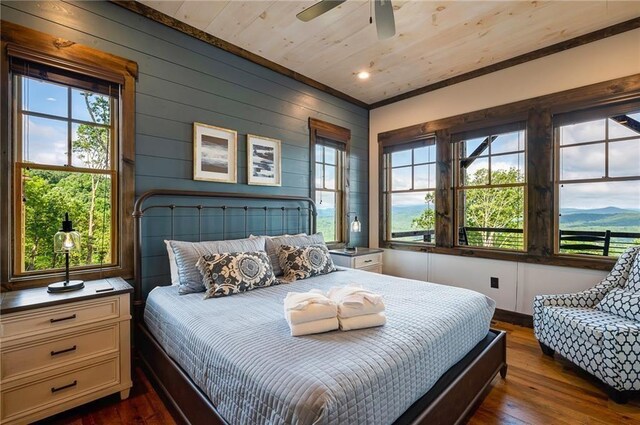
[454, 124, 526, 251]
[555, 106, 640, 257]
[1, 23, 137, 287]
[309, 118, 350, 245]
[13, 66, 118, 274]
[381, 139, 436, 243]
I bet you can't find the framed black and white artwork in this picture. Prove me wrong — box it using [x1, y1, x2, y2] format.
[193, 122, 237, 183]
[247, 134, 281, 186]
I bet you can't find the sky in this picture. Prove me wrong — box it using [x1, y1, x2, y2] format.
[21, 77, 110, 168]
[21, 77, 640, 212]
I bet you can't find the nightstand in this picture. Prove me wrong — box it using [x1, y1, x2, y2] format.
[0, 277, 133, 425]
[329, 248, 383, 273]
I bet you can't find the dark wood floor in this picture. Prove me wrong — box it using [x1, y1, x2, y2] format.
[40, 321, 640, 424]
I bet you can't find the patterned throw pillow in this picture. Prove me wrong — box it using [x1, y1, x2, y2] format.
[595, 288, 640, 322]
[625, 252, 640, 292]
[196, 251, 278, 299]
[278, 244, 336, 283]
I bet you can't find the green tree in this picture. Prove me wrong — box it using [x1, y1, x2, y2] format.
[411, 192, 435, 231]
[412, 168, 524, 249]
[73, 93, 111, 264]
[23, 92, 112, 272]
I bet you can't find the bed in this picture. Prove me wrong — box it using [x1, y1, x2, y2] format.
[133, 190, 507, 425]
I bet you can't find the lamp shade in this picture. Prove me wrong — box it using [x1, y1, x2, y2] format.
[53, 213, 81, 253]
[350, 216, 362, 233]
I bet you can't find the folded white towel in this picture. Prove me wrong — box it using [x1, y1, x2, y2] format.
[284, 291, 337, 325]
[339, 313, 386, 331]
[327, 286, 385, 318]
[290, 317, 339, 336]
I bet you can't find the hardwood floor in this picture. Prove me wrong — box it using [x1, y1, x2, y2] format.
[39, 321, 639, 425]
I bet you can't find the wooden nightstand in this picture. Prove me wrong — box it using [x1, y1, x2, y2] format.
[0, 277, 133, 425]
[329, 248, 384, 273]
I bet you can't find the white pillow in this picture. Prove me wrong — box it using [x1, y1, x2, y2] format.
[165, 240, 180, 286]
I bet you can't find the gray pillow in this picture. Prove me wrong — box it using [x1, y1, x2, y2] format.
[168, 236, 266, 294]
[264, 233, 325, 276]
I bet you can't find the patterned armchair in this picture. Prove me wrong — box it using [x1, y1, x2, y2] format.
[533, 246, 640, 403]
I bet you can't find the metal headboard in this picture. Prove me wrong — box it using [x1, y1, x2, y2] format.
[132, 189, 317, 311]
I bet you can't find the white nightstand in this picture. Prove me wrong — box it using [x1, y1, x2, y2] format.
[0, 277, 133, 425]
[329, 248, 383, 273]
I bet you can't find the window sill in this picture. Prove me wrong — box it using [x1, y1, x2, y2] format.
[380, 241, 616, 271]
[3, 266, 133, 291]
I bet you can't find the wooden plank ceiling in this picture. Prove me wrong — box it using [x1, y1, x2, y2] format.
[139, 1, 640, 105]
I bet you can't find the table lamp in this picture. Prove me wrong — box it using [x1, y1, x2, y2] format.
[345, 212, 361, 252]
[48, 213, 85, 293]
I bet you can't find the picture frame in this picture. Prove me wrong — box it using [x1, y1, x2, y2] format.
[193, 122, 237, 183]
[247, 134, 282, 186]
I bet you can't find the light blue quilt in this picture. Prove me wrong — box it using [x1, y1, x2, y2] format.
[145, 269, 495, 425]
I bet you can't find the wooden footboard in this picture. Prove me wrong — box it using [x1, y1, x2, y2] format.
[137, 322, 506, 425]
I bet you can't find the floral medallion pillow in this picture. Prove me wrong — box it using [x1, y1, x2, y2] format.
[278, 244, 336, 283]
[196, 251, 278, 299]
[595, 288, 640, 322]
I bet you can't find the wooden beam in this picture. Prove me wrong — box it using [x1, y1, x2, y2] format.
[370, 17, 640, 109]
[435, 129, 453, 248]
[111, 1, 369, 109]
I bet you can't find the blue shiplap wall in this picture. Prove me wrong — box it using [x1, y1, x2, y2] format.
[2, 1, 369, 291]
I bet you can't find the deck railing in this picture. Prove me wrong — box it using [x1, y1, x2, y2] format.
[390, 227, 639, 255]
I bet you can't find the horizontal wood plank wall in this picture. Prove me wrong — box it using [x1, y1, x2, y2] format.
[1, 1, 369, 293]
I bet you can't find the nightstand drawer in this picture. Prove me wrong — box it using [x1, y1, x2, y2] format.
[1, 298, 120, 340]
[1, 357, 119, 422]
[1, 324, 119, 382]
[360, 264, 382, 274]
[354, 253, 382, 269]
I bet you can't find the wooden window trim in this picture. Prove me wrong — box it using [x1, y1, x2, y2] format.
[378, 73, 640, 271]
[380, 137, 437, 245]
[453, 123, 528, 253]
[1, 21, 138, 290]
[309, 118, 351, 248]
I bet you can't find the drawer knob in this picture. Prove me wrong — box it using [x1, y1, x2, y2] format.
[51, 345, 77, 356]
[50, 314, 77, 323]
[363, 259, 373, 263]
[51, 380, 77, 393]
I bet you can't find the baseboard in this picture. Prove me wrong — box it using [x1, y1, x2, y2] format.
[493, 308, 533, 328]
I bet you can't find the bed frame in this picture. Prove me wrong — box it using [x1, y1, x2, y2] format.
[133, 189, 508, 425]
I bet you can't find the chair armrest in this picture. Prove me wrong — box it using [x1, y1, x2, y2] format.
[534, 288, 605, 309]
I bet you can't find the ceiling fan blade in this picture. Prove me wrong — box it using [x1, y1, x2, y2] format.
[296, 0, 346, 22]
[375, 0, 396, 40]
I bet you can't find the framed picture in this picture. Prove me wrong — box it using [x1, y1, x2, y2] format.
[193, 122, 237, 183]
[247, 134, 281, 186]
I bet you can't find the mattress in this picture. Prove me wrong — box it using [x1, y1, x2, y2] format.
[144, 268, 495, 425]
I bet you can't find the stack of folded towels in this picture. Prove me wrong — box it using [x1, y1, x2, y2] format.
[328, 285, 386, 331]
[284, 286, 386, 336]
[284, 290, 339, 336]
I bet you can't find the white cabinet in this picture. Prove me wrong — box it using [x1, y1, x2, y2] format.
[0, 278, 132, 425]
[329, 248, 383, 273]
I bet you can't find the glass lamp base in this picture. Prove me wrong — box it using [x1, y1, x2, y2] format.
[48, 280, 85, 293]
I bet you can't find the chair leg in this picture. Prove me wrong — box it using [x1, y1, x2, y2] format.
[604, 385, 628, 404]
[539, 342, 555, 357]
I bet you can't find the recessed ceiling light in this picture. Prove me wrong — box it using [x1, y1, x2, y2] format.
[357, 71, 370, 80]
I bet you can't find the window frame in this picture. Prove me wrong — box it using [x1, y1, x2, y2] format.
[553, 102, 640, 258]
[1, 22, 138, 289]
[377, 73, 640, 271]
[381, 137, 437, 245]
[309, 118, 351, 248]
[453, 122, 528, 252]
[13, 71, 120, 276]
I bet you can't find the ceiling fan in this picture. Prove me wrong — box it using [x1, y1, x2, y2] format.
[296, 0, 396, 40]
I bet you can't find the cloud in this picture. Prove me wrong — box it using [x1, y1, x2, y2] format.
[23, 117, 67, 165]
[560, 181, 640, 210]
